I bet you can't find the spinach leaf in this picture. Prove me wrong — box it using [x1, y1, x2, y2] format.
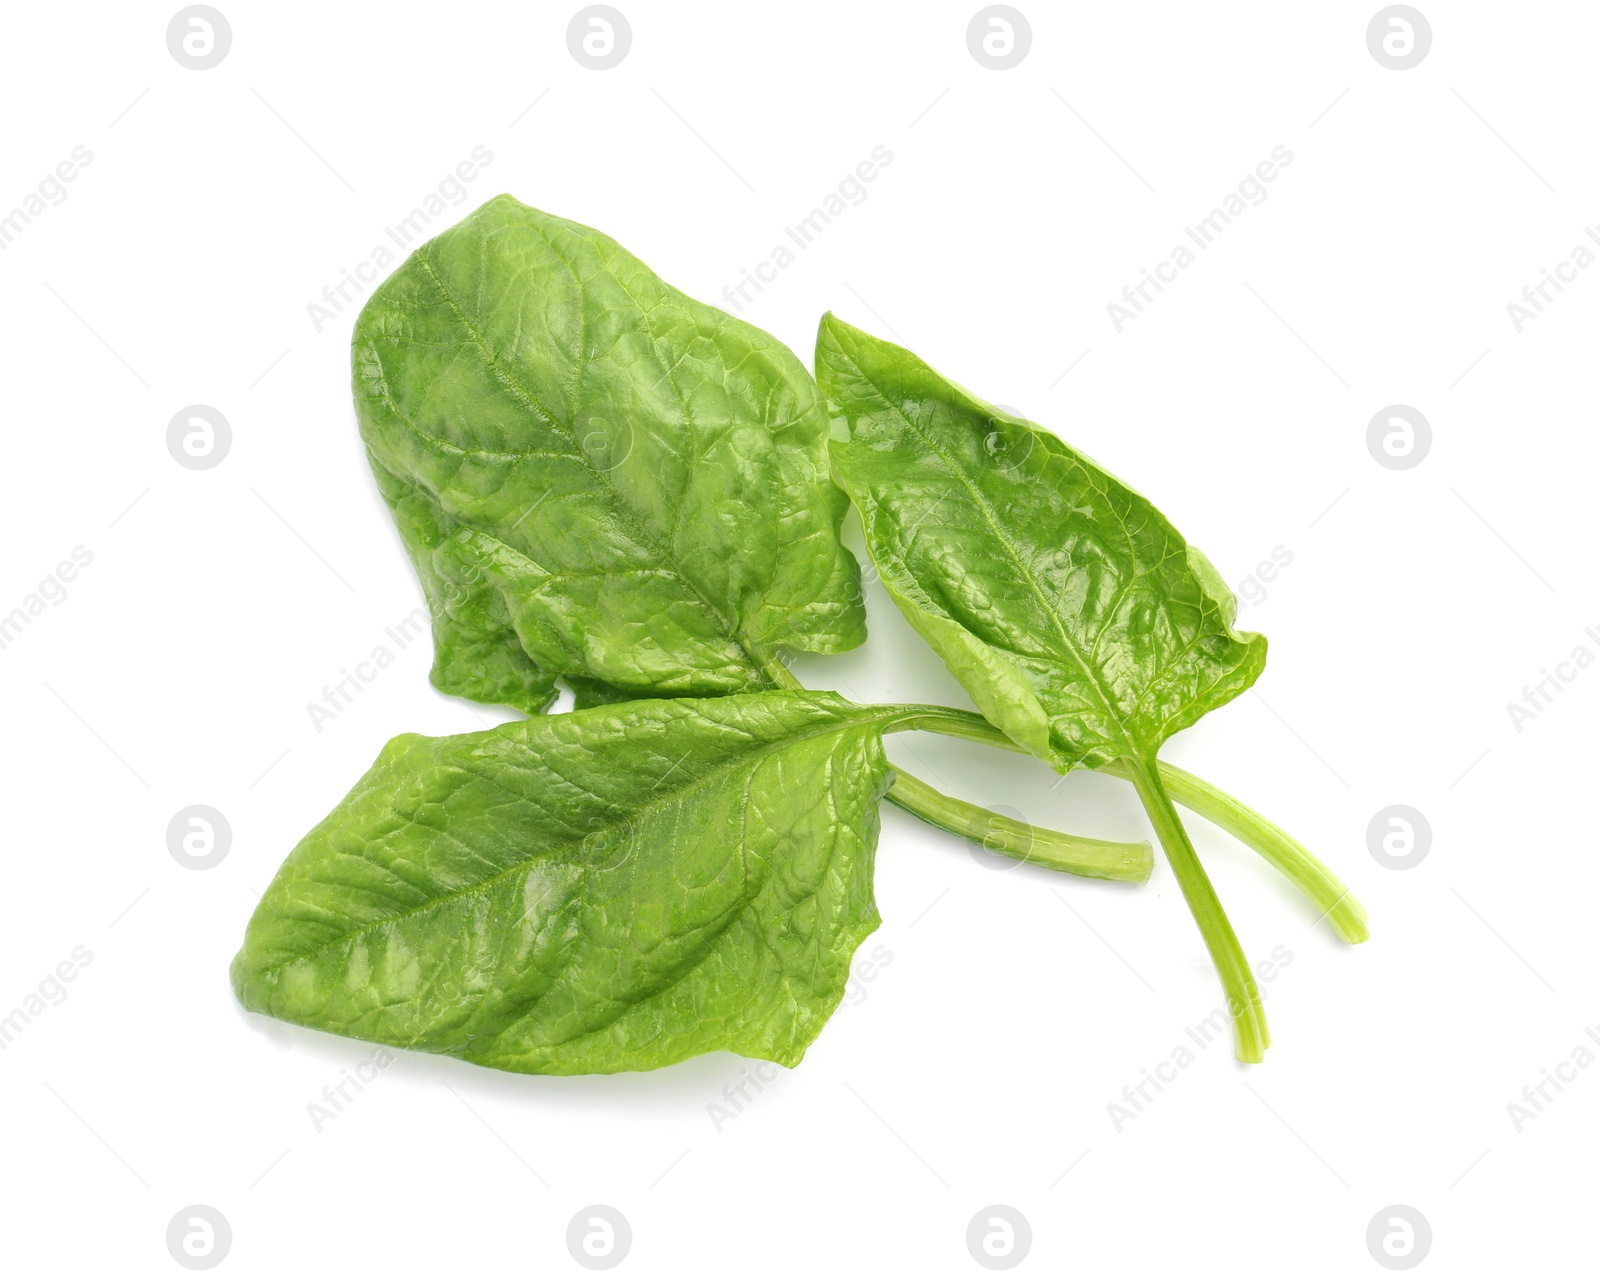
[817, 314, 1275, 1058]
[818, 313, 1266, 771]
[353, 195, 865, 710]
[232, 692, 921, 1074]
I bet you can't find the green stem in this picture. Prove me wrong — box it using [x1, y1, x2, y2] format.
[898, 708, 1367, 944]
[758, 655, 807, 690]
[1101, 759, 1368, 944]
[761, 663, 1151, 883]
[1124, 755, 1269, 1063]
[884, 769, 1152, 883]
[896, 706, 1023, 751]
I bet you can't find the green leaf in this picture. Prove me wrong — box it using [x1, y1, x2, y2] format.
[231, 692, 906, 1075]
[817, 314, 1275, 1060]
[817, 312, 1267, 771]
[353, 195, 864, 708]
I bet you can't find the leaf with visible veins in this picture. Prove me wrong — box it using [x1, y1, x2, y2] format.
[817, 312, 1267, 772]
[352, 196, 864, 712]
[231, 692, 904, 1074]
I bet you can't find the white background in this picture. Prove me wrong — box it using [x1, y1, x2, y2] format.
[2, 1, 1594, 1272]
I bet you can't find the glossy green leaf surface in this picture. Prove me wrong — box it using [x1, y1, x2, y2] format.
[352, 195, 864, 713]
[817, 314, 1267, 772]
[231, 692, 904, 1074]
[371, 461, 560, 713]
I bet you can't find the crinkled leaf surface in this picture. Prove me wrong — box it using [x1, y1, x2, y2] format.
[371, 461, 559, 713]
[231, 692, 901, 1074]
[353, 195, 864, 713]
[817, 314, 1267, 771]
